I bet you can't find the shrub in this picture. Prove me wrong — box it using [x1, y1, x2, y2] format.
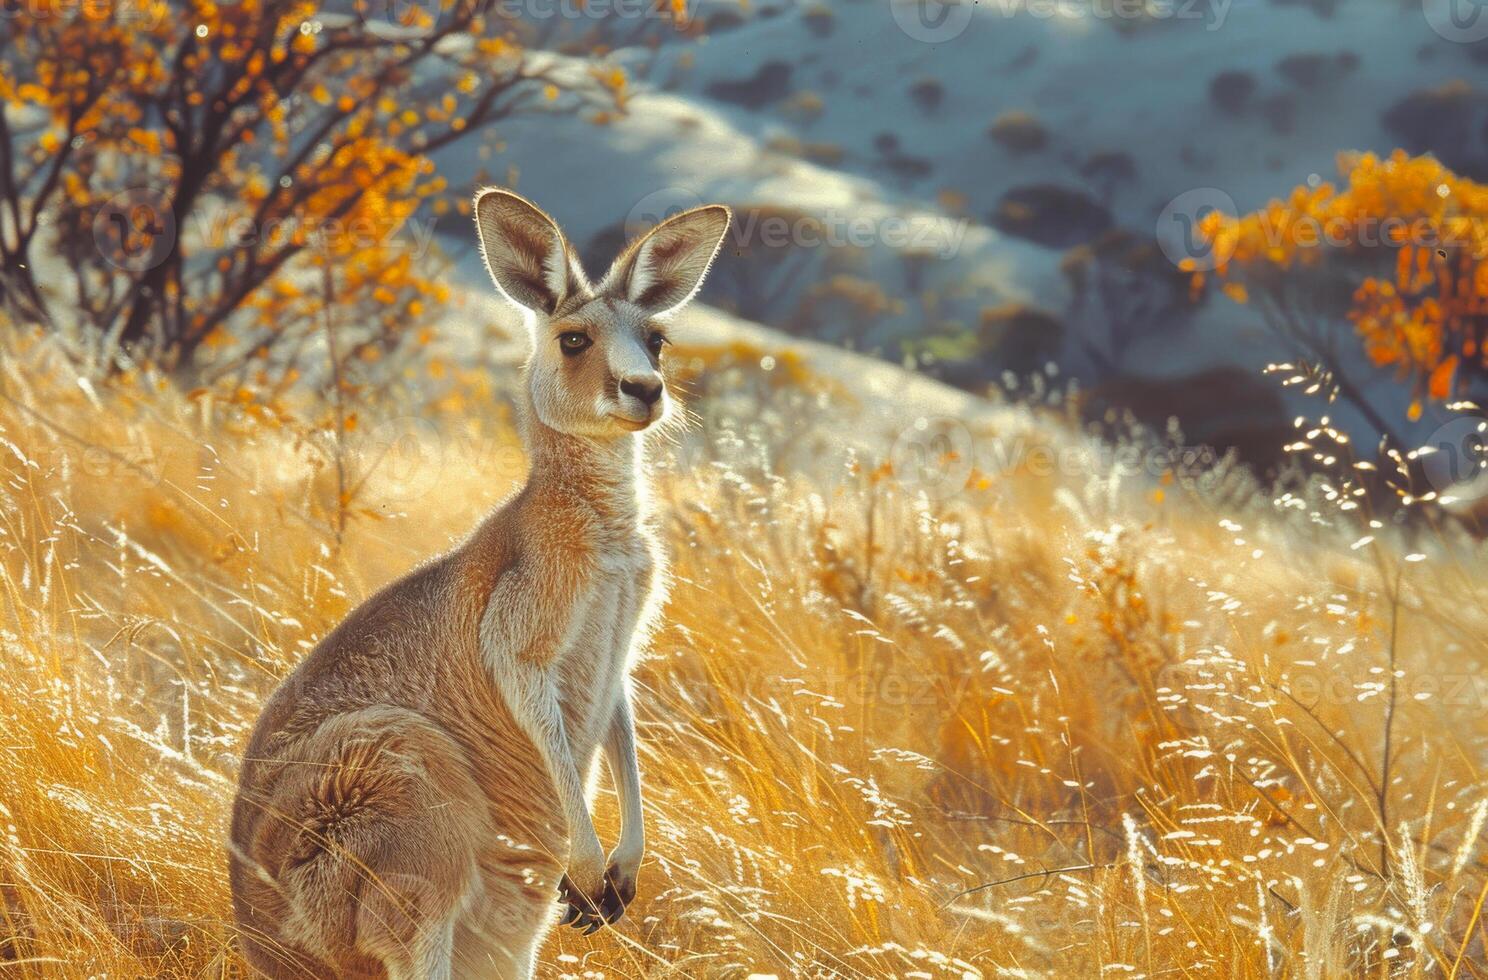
[987, 110, 1049, 153]
[705, 7, 748, 32]
[1079, 150, 1138, 201]
[1191, 150, 1488, 439]
[1209, 70, 1257, 115]
[1277, 50, 1358, 88]
[801, 3, 835, 38]
[976, 302, 1064, 374]
[766, 135, 844, 166]
[1079, 366, 1292, 476]
[1061, 228, 1199, 376]
[706, 60, 794, 109]
[1261, 91, 1299, 134]
[991, 184, 1111, 249]
[0, 4, 625, 374]
[909, 77, 945, 113]
[781, 90, 826, 124]
[1383, 81, 1488, 181]
[884, 153, 934, 181]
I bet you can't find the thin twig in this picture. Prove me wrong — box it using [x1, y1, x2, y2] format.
[941, 862, 1116, 907]
[1269, 680, 1383, 801]
[1379, 560, 1405, 879]
[319, 254, 348, 544]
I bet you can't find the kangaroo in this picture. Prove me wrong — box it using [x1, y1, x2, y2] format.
[228, 189, 731, 979]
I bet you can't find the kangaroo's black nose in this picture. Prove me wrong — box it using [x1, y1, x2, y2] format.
[620, 377, 663, 406]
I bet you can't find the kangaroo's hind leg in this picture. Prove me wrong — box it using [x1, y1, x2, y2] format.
[450, 851, 565, 980]
[235, 707, 487, 979]
[451, 894, 549, 980]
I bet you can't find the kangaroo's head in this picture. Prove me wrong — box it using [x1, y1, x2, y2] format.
[474, 188, 731, 439]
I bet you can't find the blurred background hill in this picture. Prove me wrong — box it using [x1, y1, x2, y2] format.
[430, 0, 1488, 476]
[8, 0, 1488, 486]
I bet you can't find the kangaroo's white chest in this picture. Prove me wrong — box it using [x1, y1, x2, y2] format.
[554, 538, 658, 756]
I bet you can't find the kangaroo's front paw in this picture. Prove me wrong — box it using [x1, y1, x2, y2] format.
[598, 857, 638, 925]
[556, 863, 608, 935]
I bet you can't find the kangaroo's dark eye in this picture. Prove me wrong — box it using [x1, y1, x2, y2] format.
[558, 332, 592, 355]
[646, 332, 668, 355]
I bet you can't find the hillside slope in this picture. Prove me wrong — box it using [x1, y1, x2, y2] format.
[0, 319, 1486, 976]
[439, 0, 1483, 444]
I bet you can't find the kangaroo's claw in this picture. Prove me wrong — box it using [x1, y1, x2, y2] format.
[598, 863, 633, 924]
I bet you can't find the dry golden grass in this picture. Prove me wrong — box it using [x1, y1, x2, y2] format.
[1, 330, 1487, 978]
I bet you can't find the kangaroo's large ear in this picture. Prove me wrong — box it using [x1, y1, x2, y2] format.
[473, 188, 584, 317]
[601, 205, 732, 317]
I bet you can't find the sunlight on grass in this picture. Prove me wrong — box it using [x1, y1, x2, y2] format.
[1, 332, 1486, 977]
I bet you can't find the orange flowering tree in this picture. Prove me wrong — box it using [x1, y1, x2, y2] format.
[0, 0, 639, 374]
[1190, 151, 1488, 446]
